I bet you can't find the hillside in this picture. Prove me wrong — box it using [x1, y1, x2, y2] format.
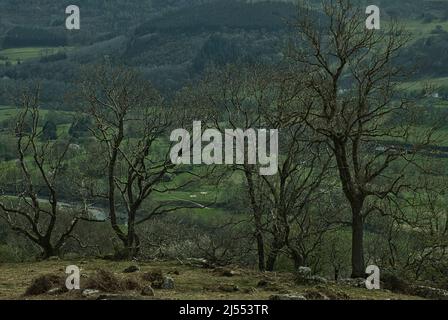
[0, 259, 425, 300]
[1, 0, 448, 97]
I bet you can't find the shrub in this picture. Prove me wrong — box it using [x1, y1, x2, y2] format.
[24, 274, 65, 296]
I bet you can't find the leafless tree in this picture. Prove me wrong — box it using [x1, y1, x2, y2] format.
[190, 64, 336, 271]
[375, 175, 448, 281]
[0, 85, 95, 258]
[288, 0, 438, 277]
[78, 65, 202, 259]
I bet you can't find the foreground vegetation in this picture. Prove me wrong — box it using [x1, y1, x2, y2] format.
[0, 259, 423, 300]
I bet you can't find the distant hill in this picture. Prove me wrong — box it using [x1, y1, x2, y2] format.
[135, 0, 297, 35]
[2, 27, 67, 48]
[1, 0, 448, 99]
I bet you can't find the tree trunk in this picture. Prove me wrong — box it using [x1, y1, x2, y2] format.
[266, 251, 279, 272]
[351, 203, 365, 278]
[289, 247, 304, 270]
[244, 168, 266, 272]
[41, 242, 58, 260]
[266, 241, 284, 271]
[255, 231, 266, 272]
[121, 230, 140, 260]
[334, 267, 340, 281]
[333, 139, 366, 279]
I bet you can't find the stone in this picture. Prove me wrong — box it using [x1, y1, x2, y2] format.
[82, 289, 100, 298]
[295, 266, 329, 285]
[411, 286, 448, 300]
[162, 276, 175, 290]
[123, 265, 140, 273]
[47, 287, 66, 295]
[186, 258, 211, 268]
[141, 285, 155, 297]
[297, 267, 312, 277]
[270, 294, 307, 301]
[218, 284, 240, 292]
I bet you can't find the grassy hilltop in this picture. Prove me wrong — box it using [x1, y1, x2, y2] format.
[0, 259, 422, 300]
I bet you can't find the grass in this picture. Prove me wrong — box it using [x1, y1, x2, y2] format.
[0, 259, 423, 300]
[404, 19, 448, 42]
[398, 77, 448, 92]
[0, 105, 75, 121]
[0, 106, 74, 137]
[0, 106, 18, 121]
[0, 47, 74, 65]
[153, 188, 217, 204]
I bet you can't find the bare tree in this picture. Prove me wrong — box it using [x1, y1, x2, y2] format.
[257, 68, 336, 271]
[0, 85, 93, 259]
[191, 64, 336, 271]
[79, 65, 201, 259]
[289, 0, 437, 277]
[182, 64, 269, 270]
[374, 175, 448, 281]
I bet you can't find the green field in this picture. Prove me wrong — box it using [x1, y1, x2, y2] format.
[0, 106, 73, 133]
[0, 105, 74, 119]
[404, 20, 448, 41]
[399, 77, 448, 92]
[0, 47, 74, 65]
